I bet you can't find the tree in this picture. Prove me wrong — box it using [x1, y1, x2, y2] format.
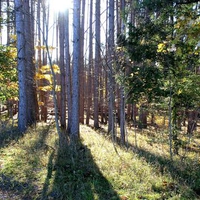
[107, 0, 115, 137]
[65, 9, 72, 133]
[79, 0, 86, 124]
[36, 0, 48, 122]
[94, 0, 101, 129]
[70, 0, 81, 139]
[118, 0, 126, 144]
[121, 0, 200, 158]
[24, 0, 37, 125]
[86, 0, 93, 126]
[15, 0, 27, 132]
[58, 12, 66, 129]
[0, 1, 2, 44]
[0, 45, 18, 107]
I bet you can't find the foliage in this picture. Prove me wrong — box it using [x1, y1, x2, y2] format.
[0, 45, 18, 103]
[35, 64, 61, 92]
[120, 1, 200, 107]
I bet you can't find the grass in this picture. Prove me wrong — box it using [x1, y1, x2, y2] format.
[0, 122, 200, 199]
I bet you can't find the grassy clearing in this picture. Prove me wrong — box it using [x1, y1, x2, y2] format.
[0, 123, 199, 199]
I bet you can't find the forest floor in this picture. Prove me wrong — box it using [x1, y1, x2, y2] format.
[0, 120, 200, 199]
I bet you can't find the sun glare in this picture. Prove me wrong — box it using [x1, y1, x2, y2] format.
[49, 0, 72, 12]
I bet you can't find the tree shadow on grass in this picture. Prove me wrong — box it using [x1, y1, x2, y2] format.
[0, 125, 52, 199]
[132, 145, 200, 198]
[40, 140, 120, 200]
[94, 126, 200, 199]
[0, 126, 23, 149]
[0, 173, 36, 200]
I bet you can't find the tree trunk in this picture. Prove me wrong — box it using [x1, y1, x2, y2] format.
[120, 88, 126, 144]
[94, 0, 101, 129]
[37, 0, 47, 122]
[15, 0, 27, 132]
[0, 1, 2, 44]
[71, 0, 81, 139]
[24, 0, 37, 126]
[7, 0, 10, 45]
[65, 10, 72, 133]
[59, 12, 66, 129]
[187, 110, 197, 134]
[86, 0, 93, 126]
[138, 104, 148, 129]
[107, 0, 115, 137]
[79, 0, 86, 124]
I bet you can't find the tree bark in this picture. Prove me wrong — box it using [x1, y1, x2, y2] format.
[65, 10, 72, 133]
[24, 0, 37, 126]
[15, 0, 27, 132]
[138, 104, 148, 129]
[86, 0, 93, 125]
[71, 0, 81, 139]
[94, 0, 101, 129]
[79, 0, 86, 124]
[107, 0, 115, 137]
[59, 12, 66, 129]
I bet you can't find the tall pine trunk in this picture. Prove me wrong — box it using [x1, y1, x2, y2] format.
[59, 13, 66, 129]
[86, 0, 93, 125]
[107, 0, 115, 137]
[79, 0, 86, 124]
[71, 0, 81, 139]
[65, 10, 72, 133]
[94, 0, 101, 129]
[24, 0, 37, 126]
[15, 0, 27, 132]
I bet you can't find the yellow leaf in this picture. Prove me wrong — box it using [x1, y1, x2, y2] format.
[157, 43, 166, 53]
[55, 85, 61, 92]
[52, 64, 60, 74]
[40, 65, 51, 73]
[177, 89, 182, 95]
[38, 85, 52, 91]
[35, 72, 44, 80]
[10, 34, 17, 41]
[38, 101, 44, 106]
[43, 74, 52, 84]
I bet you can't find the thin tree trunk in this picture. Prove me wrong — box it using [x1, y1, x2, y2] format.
[59, 12, 66, 129]
[65, 10, 72, 133]
[120, 88, 126, 144]
[94, 0, 101, 129]
[79, 0, 86, 124]
[0, 1, 2, 44]
[107, 0, 115, 138]
[138, 104, 148, 129]
[7, 0, 10, 45]
[86, 0, 93, 125]
[169, 82, 173, 160]
[37, 0, 47, 122]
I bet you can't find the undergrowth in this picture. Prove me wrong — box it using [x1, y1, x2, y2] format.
[0, 123, 199, 199]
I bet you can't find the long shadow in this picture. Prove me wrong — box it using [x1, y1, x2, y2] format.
[95, 126, 200, 199]
[0, 173, 36, 200]
[40, 140, 120, 200]
[0, 125, 52, 199]
[0, 126, 23, 149]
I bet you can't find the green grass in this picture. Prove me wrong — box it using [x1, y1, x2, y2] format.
[0, 123, 199, 199]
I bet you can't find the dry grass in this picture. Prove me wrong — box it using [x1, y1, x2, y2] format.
[0, 122, 199, 199]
